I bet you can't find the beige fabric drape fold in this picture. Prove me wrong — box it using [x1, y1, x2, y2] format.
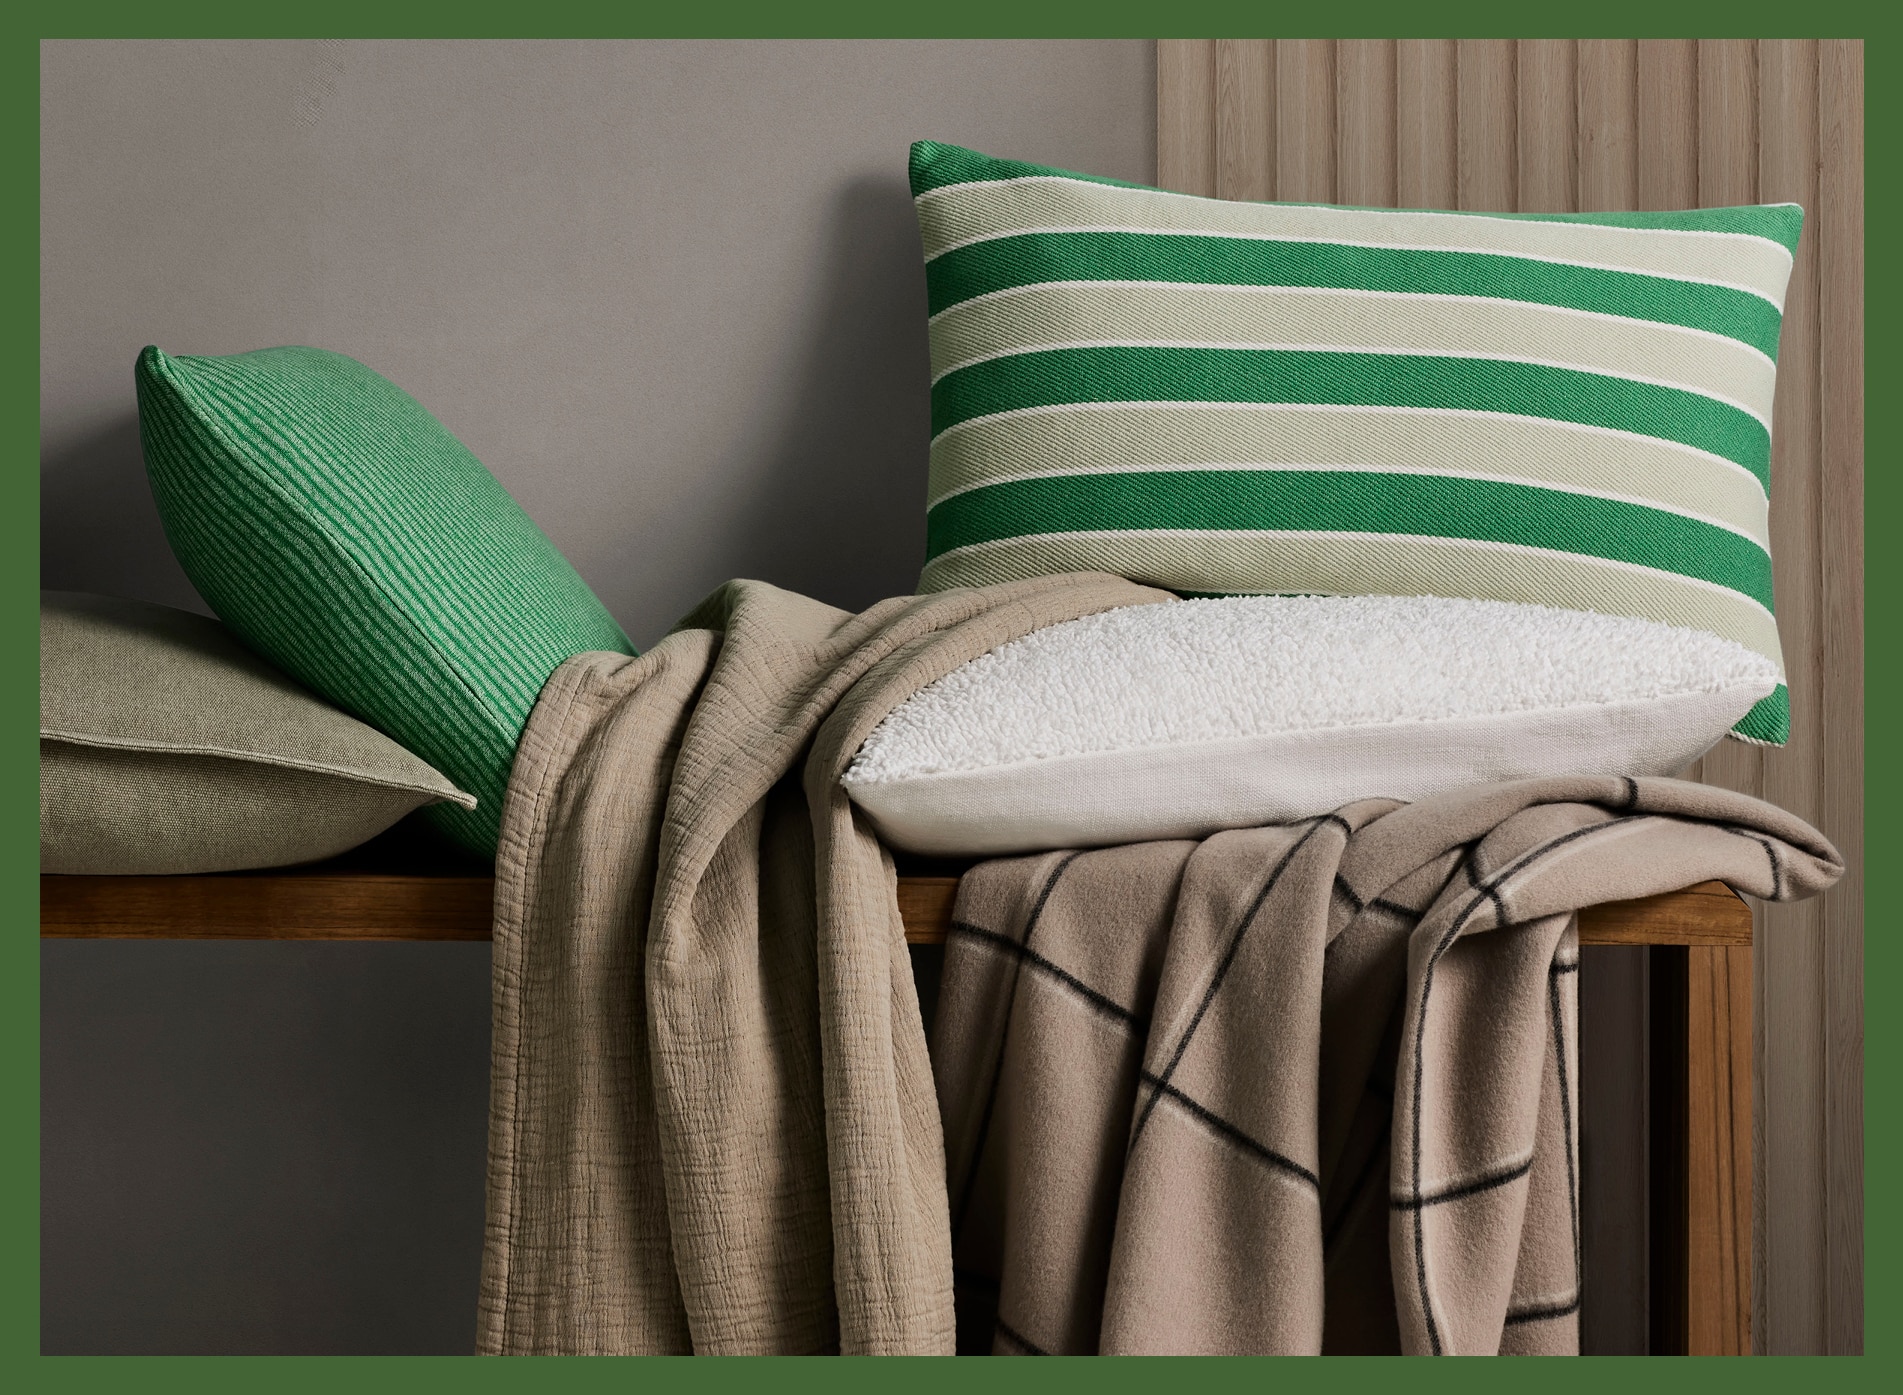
[477, 573, 1170, 1353]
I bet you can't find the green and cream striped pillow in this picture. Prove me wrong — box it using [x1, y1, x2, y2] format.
[911, 141, 1798, 745]
[136, 345, 635, 854]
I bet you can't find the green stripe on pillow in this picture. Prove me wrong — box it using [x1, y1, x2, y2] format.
[926, 471, 1774, 607]
[928, 286, 1778, 416]
[911, 141, 1803, 253]
[931, 347, 1771, 484]
[919, 529, 1781, 658]
[924, 233, 1788, 356]
[918, 177, 1796, 290]
[909, 141, 1800, 746]
[909, 139, 1151, 197]
[927, 407, 1772, 546]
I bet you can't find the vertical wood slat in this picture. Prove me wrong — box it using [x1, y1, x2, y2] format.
[1455, 39, 1515, 210]
[1651, 942, 1753, 1357]
[1335, 40, 1395, 207]
[1757, 37, 1827, 1356]
[1516, 40, 1576, 213]
[1817, 38, 1864, 1358]
[1215, 39, 1273, 202]
[1636, 40, 1698, 209]
[1687, 945, 1754, 1354]
[1698, 41, 1757, 208]
[1274, 39, 1335, 204]
[1156, 40, 1216, 196]
[1395, 40, 1456, 208]
[1160, 37, 1860, 1355]
[1577, 40, 1638, 210]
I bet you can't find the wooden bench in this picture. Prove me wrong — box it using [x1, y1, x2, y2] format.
[41, 858, 1754, 1355]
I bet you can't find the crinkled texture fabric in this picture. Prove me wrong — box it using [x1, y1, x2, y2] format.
[477, 571, 1170, 1353]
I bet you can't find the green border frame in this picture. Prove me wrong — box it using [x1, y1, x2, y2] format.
[12, 3, 1885, 1381]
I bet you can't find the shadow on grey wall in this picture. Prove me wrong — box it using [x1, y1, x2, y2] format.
[717, 172, 933, 619]
[40, 411, 208, 614]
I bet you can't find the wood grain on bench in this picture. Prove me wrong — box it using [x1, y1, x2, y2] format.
[39, 870, 1752, 947]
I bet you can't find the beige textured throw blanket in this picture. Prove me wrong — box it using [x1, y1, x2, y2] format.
[477, 573, 1171, 1354]
[933, 779, 1840, 1355]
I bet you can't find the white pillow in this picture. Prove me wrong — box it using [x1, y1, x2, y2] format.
[841, 595, 1779, 857]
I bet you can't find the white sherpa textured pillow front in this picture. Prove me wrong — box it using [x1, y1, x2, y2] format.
[841, 594, 1779, 857]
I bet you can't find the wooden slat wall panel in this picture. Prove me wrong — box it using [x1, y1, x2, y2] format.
[1698, 41, 1757, 210]
[1155, 37, 1864, 1355]
[1276, 40, 1335, 203]
[1577, 41, 1638, 209]
[1215, 40, 1273, 201]
[1456, 40, 1516, 210]
[1335, 40, 1395, 206]
[1637, 42, 1699, 208]
[1757, 39, 1828, 1354]
[1395, 40, 1456, 207]
[1516, 40, 1576, 214]
[1157, 39, 1216, 196]
[1682, 40, 1769, 1343]
[1817, 39, 1864, 1360]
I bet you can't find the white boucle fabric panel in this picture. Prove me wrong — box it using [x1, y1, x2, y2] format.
[841, 594, 1780, 857]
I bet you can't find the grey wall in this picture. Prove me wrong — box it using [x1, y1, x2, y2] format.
[41, 38, 1155, 643]
[40, 38, 1154, 1354]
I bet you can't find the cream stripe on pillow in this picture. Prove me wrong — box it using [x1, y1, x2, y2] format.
[928, 409, 1771, 545]
[913, 179, 1798, 304]
[909, 141, 1802, 745]
[927, 287, 1778, 416]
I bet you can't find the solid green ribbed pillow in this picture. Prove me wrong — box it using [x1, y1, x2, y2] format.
[136, 345, 634, 854]
[911, 141, 1798, 746]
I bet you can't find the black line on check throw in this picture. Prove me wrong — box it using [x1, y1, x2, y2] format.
[1139, 1070, 1320, 1190]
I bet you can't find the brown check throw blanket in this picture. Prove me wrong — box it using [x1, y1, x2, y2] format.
[932, 777, 1840, 1355]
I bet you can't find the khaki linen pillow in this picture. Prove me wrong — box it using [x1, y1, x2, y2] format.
[40, 592, 475, 874]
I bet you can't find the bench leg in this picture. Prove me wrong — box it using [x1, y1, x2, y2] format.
[1650, 944, 1754, 1355]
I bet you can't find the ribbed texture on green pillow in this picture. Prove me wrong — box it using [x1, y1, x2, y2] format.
[910, 141, 1798, 746]
[136, 344, 634, 853]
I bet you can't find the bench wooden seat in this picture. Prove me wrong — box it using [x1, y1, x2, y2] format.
[39, 868, 1750, 948]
